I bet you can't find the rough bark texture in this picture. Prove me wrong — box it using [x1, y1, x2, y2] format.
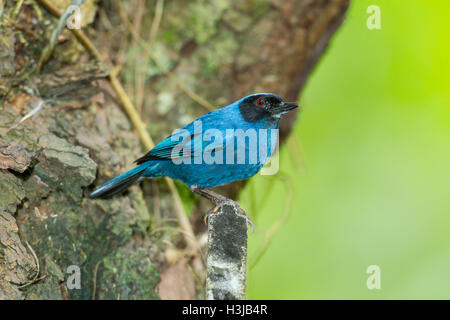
[206, 203, 247, 300]
[0, 0, 349, 299]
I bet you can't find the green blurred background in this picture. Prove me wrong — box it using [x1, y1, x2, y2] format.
[243, 0, 450, 299]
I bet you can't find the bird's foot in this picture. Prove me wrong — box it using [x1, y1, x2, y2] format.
[205, 200, 254, 231]
[190, 186, 254, 230]
[203, 204, 221, 225]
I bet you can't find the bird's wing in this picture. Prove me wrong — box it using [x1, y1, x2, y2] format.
[134, 131, 201, 164]
[134, 106, 234, 164]
[134, 130, 228, 164]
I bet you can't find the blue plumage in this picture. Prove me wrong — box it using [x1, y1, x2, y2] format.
[88, 93, 298, 199]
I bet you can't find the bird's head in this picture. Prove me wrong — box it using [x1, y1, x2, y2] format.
[238, 93, 299, 122]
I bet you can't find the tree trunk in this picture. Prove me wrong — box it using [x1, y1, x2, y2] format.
[0, 0, 349, 299]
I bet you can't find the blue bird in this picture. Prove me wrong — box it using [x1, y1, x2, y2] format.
[89, 93, 298, 218]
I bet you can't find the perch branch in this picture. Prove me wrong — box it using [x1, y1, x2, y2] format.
[205, 202, 248, 300]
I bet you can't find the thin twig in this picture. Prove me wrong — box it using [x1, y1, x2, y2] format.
[36, 0, 87, 72]
[35, 0, 199, 254]
[133, 0, 145, 116]
[18, 241, 47, 288]
[249, 172, 294, 269]
[59, 281, 69, 300]
[36, 0, 101, 59]
[4, 16, 39, 39]
[110, 66, 199, 252]
[286, 134, 305, 172]
[110, 68, 200, 253]
[12, 0, 24, 19]
[151, 180, 161, 227]
[108, 66, 154, 148]
[148, 0, 164, 48]
[116, 3, 215, 112]
[91, 260, 102, 300]
[8, 98, 46, 131]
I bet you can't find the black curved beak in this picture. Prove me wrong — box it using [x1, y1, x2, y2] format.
[273, 101, 299, 115]
[282, 101, 299, 112]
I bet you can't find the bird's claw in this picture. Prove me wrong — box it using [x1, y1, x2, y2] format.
[238, 207, 255, 232]
[204, 205, 221, 225]
[227, 200, 254, 231]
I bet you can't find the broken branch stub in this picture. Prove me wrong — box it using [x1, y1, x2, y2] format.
[206, 202, 248, 300]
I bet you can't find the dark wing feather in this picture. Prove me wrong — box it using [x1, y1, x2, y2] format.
[134, 132, 198, 164]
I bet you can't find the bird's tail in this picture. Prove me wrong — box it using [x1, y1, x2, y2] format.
[88, 163, 153, 199]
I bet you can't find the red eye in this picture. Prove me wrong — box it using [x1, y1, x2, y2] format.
[256, 98, 265, 107]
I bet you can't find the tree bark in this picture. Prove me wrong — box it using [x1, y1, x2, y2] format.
[0, 0, 349, 299]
